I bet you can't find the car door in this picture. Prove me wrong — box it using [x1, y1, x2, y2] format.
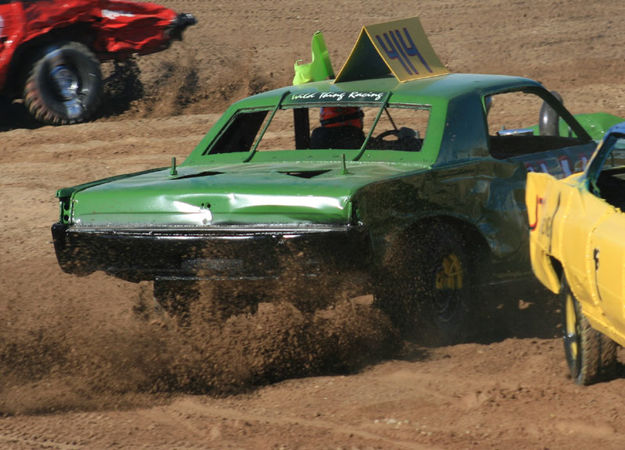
[584, 132, 625, 330]
[589, 208, 625, 329]
[557, 191, 614, 308]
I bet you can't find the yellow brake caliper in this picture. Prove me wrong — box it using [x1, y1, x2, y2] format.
[435, 253, 463, 290]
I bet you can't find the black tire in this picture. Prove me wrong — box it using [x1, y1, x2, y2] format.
[561, 275, 617, 385]
[374, 222, 474, 345]
[23, 41, 102, 125]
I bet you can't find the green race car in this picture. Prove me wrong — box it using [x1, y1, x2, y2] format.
[51, 19, 623, 342]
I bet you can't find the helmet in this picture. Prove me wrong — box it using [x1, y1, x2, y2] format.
[319, 107, 363, 129]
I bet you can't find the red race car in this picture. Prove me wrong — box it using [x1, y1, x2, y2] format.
[0, 0, 196, 125]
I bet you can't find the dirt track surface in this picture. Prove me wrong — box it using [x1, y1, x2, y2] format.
[2, 0, 625, 448]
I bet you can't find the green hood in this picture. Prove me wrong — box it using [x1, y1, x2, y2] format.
[68, 161, 426, 227]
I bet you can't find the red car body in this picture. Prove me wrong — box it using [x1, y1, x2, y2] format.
[0, 0, 194, 105]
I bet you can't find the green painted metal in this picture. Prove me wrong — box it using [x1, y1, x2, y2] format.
[527, 112, 624, 141]
[53, 71, 625, 284]
[354, 91, 390, 161]
[571, 112, 624, 141]
[244, 90, 291, 162]
[68, 161, 422, 227]
[169, 157, 177, 176]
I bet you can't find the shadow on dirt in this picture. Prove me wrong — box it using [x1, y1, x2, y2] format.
[468, 279, 562, 344]
[0, 98, 40, 132]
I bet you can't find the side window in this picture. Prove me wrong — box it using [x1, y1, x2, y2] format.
[486, 91, 544, 137]
[592, 136, 625, 209]
[485, 91, 585, 159]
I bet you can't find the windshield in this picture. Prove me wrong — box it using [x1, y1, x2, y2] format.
[602, 136, 625, 170]
[588, 134, 625, 205]
[205, 103, 431, 155]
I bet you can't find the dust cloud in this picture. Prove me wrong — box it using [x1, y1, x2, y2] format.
[0, 285, 398, 416]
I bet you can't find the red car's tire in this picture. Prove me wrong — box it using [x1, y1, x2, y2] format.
[23, 41, 102, 125]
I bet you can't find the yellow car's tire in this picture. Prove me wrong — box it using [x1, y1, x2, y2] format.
[561, 276, 617, 385]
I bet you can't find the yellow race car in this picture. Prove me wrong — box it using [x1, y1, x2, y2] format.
[526, 122, 625, 384]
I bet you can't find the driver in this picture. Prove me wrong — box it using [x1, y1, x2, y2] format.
[319, 106, 363, 129]
[310, 107, 365, 149]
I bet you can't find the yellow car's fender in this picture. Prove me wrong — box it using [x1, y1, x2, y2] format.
[526, 171, 562, 293]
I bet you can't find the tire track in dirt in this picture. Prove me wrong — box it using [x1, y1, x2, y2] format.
[141, 397, 434, 450]
[0, 422, 83, 449]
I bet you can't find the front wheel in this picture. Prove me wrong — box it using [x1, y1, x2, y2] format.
[23, 41, 103, 125]
[561, 275, 616, 385]
[374, 223, 474, 345]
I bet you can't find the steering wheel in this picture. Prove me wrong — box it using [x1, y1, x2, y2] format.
[374, 129, 401, 142]
[369, 127, 422, 151]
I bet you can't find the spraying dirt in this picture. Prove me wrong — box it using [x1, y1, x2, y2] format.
[2, 0, 625, 448]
